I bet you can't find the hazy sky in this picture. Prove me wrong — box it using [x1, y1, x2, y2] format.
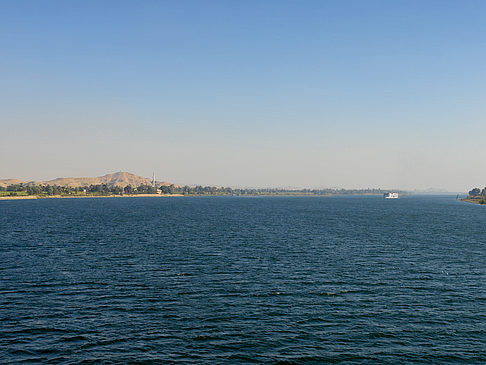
[1, 0, 486, 191]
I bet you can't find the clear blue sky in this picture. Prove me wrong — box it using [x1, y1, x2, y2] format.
[1, 0, 485, 191]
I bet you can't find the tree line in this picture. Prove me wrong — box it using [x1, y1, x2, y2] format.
[0, 183, 387, 197]
[0, 183, 159, 196]
[467, 187, 486, 204]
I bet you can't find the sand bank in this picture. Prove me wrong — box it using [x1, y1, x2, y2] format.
[0, 194, 183, 201]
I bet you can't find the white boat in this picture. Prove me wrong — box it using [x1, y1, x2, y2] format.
[384, 192, 399, 199]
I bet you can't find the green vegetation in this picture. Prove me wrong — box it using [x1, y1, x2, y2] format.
[463, 187, 486, 204]
[0, 183, 388, 198]
[0, 183, 158, 197]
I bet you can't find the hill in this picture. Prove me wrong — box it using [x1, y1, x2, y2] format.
[45, 172, 176, 187]
[0, 179, 25, 188]
[0, 172, 176, 188]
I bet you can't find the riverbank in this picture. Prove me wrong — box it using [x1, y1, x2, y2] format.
[0, 193, 388, 201]
[461, 197, 485, 205]
[0, 194, 184, 201]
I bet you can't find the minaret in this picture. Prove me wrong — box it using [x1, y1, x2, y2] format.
[152, 172, 156, 188]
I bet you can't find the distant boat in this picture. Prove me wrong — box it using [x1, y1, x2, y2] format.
[384, 192, 399, 199]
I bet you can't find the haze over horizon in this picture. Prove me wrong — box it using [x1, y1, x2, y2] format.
[2, 1, 486, 192]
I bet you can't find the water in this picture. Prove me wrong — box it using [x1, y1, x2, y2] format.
[1, 195, 485, 363]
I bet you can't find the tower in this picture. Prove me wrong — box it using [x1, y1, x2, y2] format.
[152, 172, 156, 188]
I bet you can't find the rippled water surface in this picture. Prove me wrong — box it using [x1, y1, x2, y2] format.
[1, 196, 486, 363]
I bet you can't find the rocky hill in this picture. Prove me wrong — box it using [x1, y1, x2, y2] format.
[0, 172, 175, 188]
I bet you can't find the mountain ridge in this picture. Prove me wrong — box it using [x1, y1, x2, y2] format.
[0, 172, 176, 188]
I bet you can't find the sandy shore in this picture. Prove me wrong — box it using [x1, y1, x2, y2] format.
[0, 196, 39, 200]
[461, 197, 485, 205]
[0, 194, 183, 201]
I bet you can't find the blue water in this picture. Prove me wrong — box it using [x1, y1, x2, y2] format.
[1, 195, 485, 363]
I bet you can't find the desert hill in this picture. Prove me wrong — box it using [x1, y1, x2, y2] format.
[0, 179, 25, 188]
[0, 172, 176, 188]
[46, 171, 153, 187]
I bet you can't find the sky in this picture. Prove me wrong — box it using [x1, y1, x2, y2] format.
[1, 0, 486, 191]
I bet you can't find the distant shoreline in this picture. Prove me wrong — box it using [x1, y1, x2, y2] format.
[0, 194, 184, 201]
[461, 197, 485, 205]
[0, 193, 388, 201]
